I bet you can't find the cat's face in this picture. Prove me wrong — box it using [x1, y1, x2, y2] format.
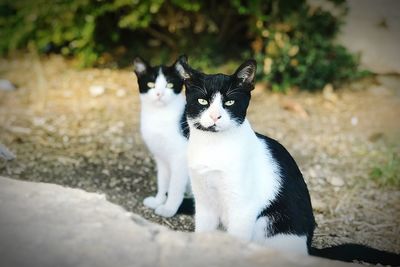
[175, 56, 256, 132]
[133, 57, 184, 106]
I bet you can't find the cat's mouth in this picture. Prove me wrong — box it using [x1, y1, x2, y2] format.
[193, 122, 219, 132]
[153, 98, 167, 105]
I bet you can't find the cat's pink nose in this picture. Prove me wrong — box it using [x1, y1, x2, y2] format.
[210, 114, 222, 122]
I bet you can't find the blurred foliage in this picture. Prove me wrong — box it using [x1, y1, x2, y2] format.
[0, 0, 364, 91]
[370, 152, 400, 189]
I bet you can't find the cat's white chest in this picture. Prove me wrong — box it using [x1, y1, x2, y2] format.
[187, 131, 241, 175]
[140, 95, 186, 158]
[187, 122, 258, 185]
[187, 127, 249, 218]
[188, 121, 283, 230]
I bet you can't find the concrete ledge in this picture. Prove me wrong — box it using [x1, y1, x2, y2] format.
[0, 177, 356, 267]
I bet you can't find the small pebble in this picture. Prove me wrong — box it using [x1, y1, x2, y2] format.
[116, 89, 127, 97]
[89, 85, 105, 97]
[312, 199, 327, 211]
[0, 79, 16, 91]
[329, 176, 345, 187]
[351, 116, 358, 126]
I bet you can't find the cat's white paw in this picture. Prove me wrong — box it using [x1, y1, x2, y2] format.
[155, 205, 177, 218]
[143, 196, 164, 209]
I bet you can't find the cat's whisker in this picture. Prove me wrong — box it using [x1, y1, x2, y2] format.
[191, 84, 208, 96]
[226, 91, 242, 97]
[226, 87, 241, 97]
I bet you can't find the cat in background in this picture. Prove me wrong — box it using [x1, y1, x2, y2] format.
[175, 55, 399, 266]
[133, 56, 192, 218]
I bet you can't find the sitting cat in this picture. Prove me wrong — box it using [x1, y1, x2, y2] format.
[133, 56, 192, 218]
[175, 55, 399, 266]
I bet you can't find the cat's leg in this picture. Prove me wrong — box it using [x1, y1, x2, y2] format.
[143, 157, 169, 209]
[252, 216, 269, 244]
[226, 204, 258, 241]
[191, 172, 219, 232]
[195, 201, 219, 232]
[155, 160, 188, 217]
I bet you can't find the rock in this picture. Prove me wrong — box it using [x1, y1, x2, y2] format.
[56, 156, 78, 165]
[7, 126, 32, 135]
[89, 85, 105, 97]
[312, 199, 328, 212]
[281, 99, 309, 119]
[308, 168, 317, 179]
[32, 117, 46, 127]
[116, 88, 127, 97]
[101, 169, 110, 176]
[0, 79, 16, 91]
[0, 144, 15, 160]
[322, 84, 338, 103]
[329, 176, 345, 187]
[350, 116, 358, 126]
[0, 177, 356, 267]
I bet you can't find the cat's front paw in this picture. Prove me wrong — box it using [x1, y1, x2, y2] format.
[143, 196, 164, 209]
[155, 205, 177, 218]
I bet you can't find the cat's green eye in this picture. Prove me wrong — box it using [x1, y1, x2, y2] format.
[166, 83, 174, 88]
[198, 98, 208, 105]
[225, 100, 235, 106]
[147, 82, 155, 88]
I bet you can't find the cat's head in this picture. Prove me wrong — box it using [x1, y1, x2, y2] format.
[133, 57, 184, 106]
[175, 56, 256, 132]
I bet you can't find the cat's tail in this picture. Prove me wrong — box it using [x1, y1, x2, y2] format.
[309, 244, 400, 266]
[176, 197, 195, 215]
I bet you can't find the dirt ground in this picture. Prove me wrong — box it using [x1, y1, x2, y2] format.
[0, 55, 399, 255]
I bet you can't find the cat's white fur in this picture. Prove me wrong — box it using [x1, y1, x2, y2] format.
[253, 217, 308, 254]
[188, 93, 307, 254]
[139, 70, 189, 217]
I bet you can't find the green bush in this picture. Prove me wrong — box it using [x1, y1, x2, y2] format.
[0, 0, 364, 91]
[241, 0, 365, 91]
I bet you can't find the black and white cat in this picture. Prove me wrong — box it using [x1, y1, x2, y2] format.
[133, 57, 191, 217]
[175, 56, 400, 265]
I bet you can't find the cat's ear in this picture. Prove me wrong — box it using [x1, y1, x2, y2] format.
[174, 55, 193, 81]
[234, 59, 257, 86]
[133, 57, 148, 77]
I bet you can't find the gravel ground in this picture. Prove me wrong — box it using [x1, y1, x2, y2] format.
[0, 55, 399, 254]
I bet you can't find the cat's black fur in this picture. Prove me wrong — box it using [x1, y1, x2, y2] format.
[179, 107, 190, 139]
[256, 133, 316, 249]
[182, 61, 253, 129]
[176, 55, 400, 266]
